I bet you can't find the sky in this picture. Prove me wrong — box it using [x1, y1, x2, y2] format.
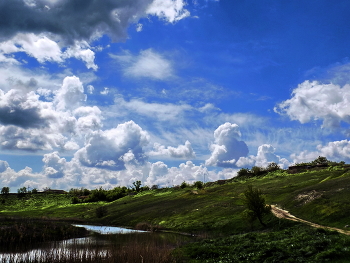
[1, 0, 350, 191]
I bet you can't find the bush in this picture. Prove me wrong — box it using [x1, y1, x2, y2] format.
[194, 181, 204, 189]
[243, 185, 271, 227]
[180, 181, 188, 189]
[237, 168, 250, 177]
[71, 196, 80, 204]
[95, 206, 108, 218]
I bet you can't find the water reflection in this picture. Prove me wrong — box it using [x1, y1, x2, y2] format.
[0, 225, 192, 262]
[72, 224, 147, 234]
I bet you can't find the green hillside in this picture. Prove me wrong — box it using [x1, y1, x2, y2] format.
[2, 164, 350, 262]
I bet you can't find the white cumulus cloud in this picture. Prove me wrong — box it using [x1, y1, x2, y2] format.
[275, 81, 350, 129]
[111, 49, 173, 80]
[236, 144, 290, 169]
[149, 140, 196, 159]
[205, 122, 249, 167]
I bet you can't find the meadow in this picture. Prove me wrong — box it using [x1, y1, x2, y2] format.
[2, 160, 350, 261]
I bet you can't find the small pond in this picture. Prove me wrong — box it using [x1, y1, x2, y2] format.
[72, 224, 147, 234]
[0, 224, 193, 262]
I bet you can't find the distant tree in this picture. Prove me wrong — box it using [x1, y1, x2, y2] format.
[180, 181, 188, 189]
[194, 181, 204, 189]
[31, 188, 38, 194]
[251, 166, 264, 176]
[1, 187, 9, 195]
[243, 185, 271, 227]
[266, 162, 281, 172]
[17, 187, 27, 194]
[151, 185, 159, 190]
[312, 156, 329, 165]
[132, 181, 142, 192]
[237, 168, 250, 177]
[17, 187, 27, 198]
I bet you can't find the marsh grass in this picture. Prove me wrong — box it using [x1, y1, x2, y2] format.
[0, 218, 88, 253]
[0, 232, 190, 263]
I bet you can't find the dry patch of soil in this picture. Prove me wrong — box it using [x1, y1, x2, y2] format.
[271, 205, 350, 236]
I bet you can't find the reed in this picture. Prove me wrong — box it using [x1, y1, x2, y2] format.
[0, 232, 183, 263]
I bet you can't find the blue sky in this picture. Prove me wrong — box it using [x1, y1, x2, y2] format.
[1, 0, 350, 190]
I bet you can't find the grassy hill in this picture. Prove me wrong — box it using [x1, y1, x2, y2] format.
[1, 166, 350, 232]
[2, 165, 350, 261]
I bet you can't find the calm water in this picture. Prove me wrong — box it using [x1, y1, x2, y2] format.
[0, 225, 192, 262]
[72, 224, 147, 234]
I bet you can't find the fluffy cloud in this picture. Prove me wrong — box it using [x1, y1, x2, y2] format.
[54, 76, 86, 111]
[73, 106, 103, 131]
[111, 49, 173, 80]
[275, 81, 350, 128]
[42, 151, 66, 178]
[205, 122, 249, 167]
[236, 144, 290, 169]
[146, 160, 208, 186]
[75, 121, 150, 170]
[0, 75, 101, 151]
[0, 0, 189, 44]
[63, 41, 98, 70]
[0, 160, 9, 173]
[292, 140, 350, 164]
[149, 140, 196, 159]
[0, 34, 98, 70]
[0, 89, 52, 128]
[112, 96, 193, 122]
[146, 0, 190, 23]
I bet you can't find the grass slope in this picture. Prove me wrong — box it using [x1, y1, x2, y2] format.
[2, 166, 350, 262]
[1, 167, 350, 232]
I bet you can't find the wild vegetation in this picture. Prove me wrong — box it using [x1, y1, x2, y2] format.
[1, 157, 350, 262]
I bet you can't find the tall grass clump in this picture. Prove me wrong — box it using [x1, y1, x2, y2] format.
[0, 233, 184, 263]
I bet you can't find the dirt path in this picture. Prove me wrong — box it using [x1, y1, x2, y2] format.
[270, 205, 350, 235]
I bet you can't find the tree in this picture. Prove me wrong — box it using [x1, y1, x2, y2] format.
[266, 162, 280, 172]
[1, 187, 9, 195]
[311, 156, 329, 165]
[237, 168, 250, 177]
[17, 186, 27, 198]
[243, 185, 271, 227]
[132, 181, 142, 192]
[194, 181, 204, 189]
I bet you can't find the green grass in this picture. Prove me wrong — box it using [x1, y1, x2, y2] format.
[176, 223, 350, 262]
[2, 166, 350, 261]
[2, 167, 350, 232]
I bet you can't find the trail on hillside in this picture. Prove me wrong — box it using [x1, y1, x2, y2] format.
[270, 205, 350, 235]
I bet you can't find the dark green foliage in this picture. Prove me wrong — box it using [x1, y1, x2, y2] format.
[1, 186, 9, 195]
[179, 225, 350, 262]
[132, 180, 142, 192]
[243, 185, 271, 227]
[0, 218, 88, 250]
[17, 186, 27, 198]
[237, 168, 250, 177]
[266, 162, 281, 172]
[71, 196, 80, 204]
[180, 181, 188, 189]
[194, 181, 204, 189]
[95, 206, 108, 218]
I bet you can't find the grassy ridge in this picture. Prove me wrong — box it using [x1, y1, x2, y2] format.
[2, 166, 350, 262]
[1, 166, 350, 233]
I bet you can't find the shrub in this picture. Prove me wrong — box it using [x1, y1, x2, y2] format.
[95, 206, 108, 218]
[180, 181, 188, 189]
[71, 196, 80, 204]
[194, 181, 204, 189]
[237, 168, 250, 177]
[243, 185, 271, 227]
